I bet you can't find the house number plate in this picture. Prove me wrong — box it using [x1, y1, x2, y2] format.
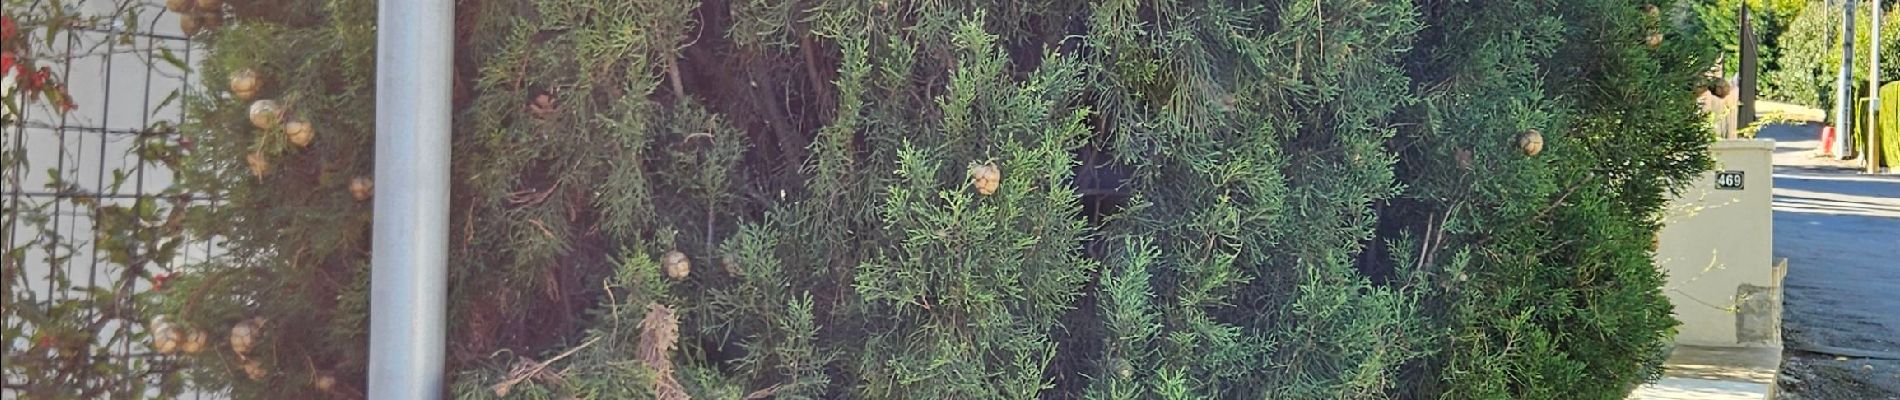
[1715, 171, 1744, 190]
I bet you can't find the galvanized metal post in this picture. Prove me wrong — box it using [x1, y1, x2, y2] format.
[1834, 0, 1857, 159]
[1869, 0, 1882, 173]
[369, 0, 453, 396]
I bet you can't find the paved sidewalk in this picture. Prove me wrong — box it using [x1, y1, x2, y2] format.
[1631, 346, 1780, 400]
[1635, 378, 1771, 400]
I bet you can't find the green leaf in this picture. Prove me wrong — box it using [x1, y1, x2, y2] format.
[150, 90, 180, 116]
[156, 48, 188, 72]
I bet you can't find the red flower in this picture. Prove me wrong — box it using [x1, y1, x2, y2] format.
[153, 272, 173, 290]
[1, 51, 15, 76]
[2, 14, 17, 41]
[15, 65, 48, 92]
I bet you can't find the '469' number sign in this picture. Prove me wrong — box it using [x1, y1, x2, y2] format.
[1715, 171, 1744, 190]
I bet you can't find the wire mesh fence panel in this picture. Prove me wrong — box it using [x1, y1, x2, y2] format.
[3, 0, 222, 397]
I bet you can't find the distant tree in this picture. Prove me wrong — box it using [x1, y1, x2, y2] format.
[1766, 1, 1897, 109]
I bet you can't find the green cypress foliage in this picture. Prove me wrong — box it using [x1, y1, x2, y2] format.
[158, 0, 1716, 398]
[1390, 1, 1714, 397]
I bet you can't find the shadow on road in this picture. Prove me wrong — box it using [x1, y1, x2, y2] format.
[1750, 123, 1900, 399]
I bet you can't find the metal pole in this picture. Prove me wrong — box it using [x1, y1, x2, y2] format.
[1834, 0, 1857, 159]
[1739, 3, 1758, 133]
[1869, 0, 1882, 173]
[369, 0, 453, 396]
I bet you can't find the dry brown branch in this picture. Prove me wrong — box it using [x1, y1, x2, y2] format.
[743, 383, 786, 400]
[527, 219, 558, 240]
[507, 181, 561, 206]
[638, 303, 689, 400]
[490, 336, 600, 397]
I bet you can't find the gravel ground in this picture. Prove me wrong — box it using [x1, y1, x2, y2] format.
[1754, 124, 1900, 400]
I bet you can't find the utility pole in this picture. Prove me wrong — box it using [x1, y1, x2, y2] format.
[1869, 0, 1882, 173]
[369, 0, 452, 396]
[1834, 0, 1857, 159]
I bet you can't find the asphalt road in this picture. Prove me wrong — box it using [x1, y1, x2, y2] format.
[1755, 124, 1900, 400]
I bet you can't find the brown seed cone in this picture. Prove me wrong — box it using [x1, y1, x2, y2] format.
[178, 14, 202, 36]
[166, 0, 192, 12]
[1708, 78, 1732, 98]
[229, 317, 265, 355]
[246, 152, 270, 178]
[181, 329, 209, 354]
[194, 0, 221, 11]
[721, 254, 741, 276]
[249, 100, 283, 130]
[350, 176, 374, 201]
[198, 11, 222, 30]
[1517, 129, 1545, 157]
[662, 250, 690, 280]
[970, 162, 1001, 196]
[240, 359, 267, 381]
[229, 69, 262, 97]
[314, 373, 337, 392]
[285, 121, 315, 148]
[150, 318, 184, 355]
[528, 94, 558, 118]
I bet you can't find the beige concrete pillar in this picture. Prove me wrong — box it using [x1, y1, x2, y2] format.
[1657, 139, 1780, 349]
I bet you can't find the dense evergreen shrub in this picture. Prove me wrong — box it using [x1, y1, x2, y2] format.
[147, 0, 1715, 398]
